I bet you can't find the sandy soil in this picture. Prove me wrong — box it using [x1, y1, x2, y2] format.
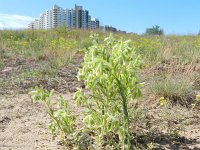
[0, 94, 65, 150]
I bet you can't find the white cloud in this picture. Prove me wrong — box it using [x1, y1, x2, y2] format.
[0, 14, 35, 29]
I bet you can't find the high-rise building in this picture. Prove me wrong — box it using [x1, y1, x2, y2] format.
[45, 10, 52, 29]
[88, 15, 91, 29]
[66, 9, 76, 28]
[39, 13, 45, 29]
[52, 4, 67, 28]
[75, 5, 82, 28]
[82, 10, 89, 29]
[28, 4, 100, 30]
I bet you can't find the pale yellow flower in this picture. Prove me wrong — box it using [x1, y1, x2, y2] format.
[196, 95, 200, 101]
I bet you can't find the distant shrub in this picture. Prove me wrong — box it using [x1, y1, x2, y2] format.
[145, 25, 164, 35]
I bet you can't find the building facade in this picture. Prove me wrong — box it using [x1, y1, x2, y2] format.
[66, 9, 76, 28]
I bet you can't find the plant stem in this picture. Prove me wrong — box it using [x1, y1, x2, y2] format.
[115, 77, 131, 150]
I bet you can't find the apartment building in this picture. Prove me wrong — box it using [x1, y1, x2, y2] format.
[45, 10, 52, 29]
[82, 10, 89, 29]
[39, 13, 45, 29]
[29, 4, 99, 30]
[51, 4, 67, 28]
[75, 5, 82, 28]
[66, 9, 76, 28]
[91, 18, 100, 29]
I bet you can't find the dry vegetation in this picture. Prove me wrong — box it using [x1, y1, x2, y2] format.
[0, 29, 200, 149]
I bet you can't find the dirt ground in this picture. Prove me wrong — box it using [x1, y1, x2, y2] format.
[140, 95, 200, 150]
[0, 94, 64, 150]
[1, 93, 200, 150]
[1, 55, 200, 150]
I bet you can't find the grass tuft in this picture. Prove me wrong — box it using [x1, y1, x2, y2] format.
[149, 75, 194, 106]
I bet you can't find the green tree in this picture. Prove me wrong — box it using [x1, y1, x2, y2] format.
[145, 25, 164, 35]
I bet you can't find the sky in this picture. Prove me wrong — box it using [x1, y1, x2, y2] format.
[1, 0, 200, 34]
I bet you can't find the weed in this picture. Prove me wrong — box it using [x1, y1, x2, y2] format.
[48, 37, 78, 67]
[74, 34, 143, 149]
[29, 87, 76, 145]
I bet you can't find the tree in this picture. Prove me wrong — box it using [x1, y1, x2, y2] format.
[145, 25, 164, 35]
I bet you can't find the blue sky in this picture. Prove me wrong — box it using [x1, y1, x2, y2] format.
[1, 0, 200, 34]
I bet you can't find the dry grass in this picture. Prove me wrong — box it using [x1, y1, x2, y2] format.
[149, 74, 194, 106]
